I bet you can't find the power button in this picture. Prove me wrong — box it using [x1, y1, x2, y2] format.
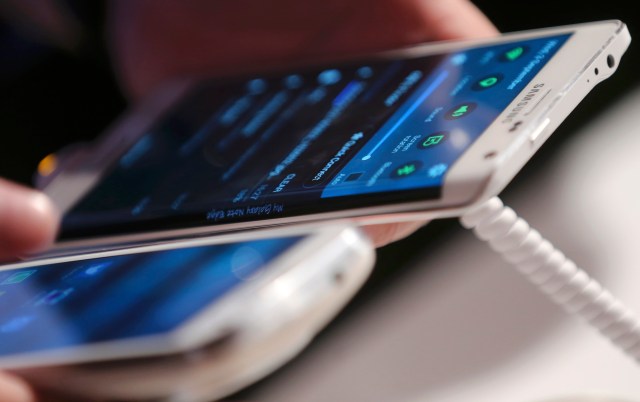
[529, 118, 551, 145]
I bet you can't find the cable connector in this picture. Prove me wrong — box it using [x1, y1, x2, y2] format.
[460, 197, 640, 362]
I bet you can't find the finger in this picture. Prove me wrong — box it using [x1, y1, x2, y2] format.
[362, 220, 429, 248]
[108, 0, 497, 99]
[415, 0, 498, 40]
[412, 0, 499, 40]
[0, 372, 35, 402]
[0, 179, 60, 260]
[299, 0, 498, 58]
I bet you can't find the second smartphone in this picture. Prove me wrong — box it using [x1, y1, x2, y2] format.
[0, 224, 374, 401]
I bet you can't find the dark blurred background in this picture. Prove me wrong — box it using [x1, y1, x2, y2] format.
[1, 1, 639, 396]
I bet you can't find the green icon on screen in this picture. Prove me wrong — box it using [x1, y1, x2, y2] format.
[423, 135, 444, 146]
[472, 73, 503, 91]
[391, 161, 423, 179]
[501, 46, 528, 62]
[506, 47, 524, 60]
[452, 106, 468, 117]
[418, 132, 448, 149]
[481, 77, 498, 87]
[445, 102, 477, 120]
[397, 164, 416, 176]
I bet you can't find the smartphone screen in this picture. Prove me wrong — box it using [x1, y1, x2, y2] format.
[61, 34, 571, 238]
[0, 236, 300, 358]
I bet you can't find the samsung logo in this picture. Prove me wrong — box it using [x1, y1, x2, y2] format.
[502, 83, 545, 124]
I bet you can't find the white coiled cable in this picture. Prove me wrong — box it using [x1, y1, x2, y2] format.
[460, 197, 640, 362]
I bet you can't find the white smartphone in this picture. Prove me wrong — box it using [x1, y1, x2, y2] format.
[40, 20, 630, 249]
[0, 224, 374, 401]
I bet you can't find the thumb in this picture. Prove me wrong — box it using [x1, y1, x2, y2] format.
[0, 179, 60, 260]
[362, 220, 430, 248]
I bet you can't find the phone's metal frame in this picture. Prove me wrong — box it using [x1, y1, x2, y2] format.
[43, 20, 630, 250]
